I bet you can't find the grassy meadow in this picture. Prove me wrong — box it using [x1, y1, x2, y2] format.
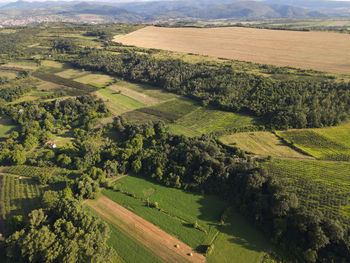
[220, 131, 313, 159]
[86, 207, 163, 263]
[103, 175, 274, 262]
[263, 159, 350, 223]
[0, 117, 16, 137]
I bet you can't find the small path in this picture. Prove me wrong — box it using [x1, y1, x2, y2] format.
[86, 196, 206, 263]
[110, 174, 128, 183]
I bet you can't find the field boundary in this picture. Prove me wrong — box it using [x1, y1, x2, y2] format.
[33, 71, 98, 95]
[86, 195, 206, 263]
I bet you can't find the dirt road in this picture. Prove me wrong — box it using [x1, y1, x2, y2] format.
[86, 196, 206, 263]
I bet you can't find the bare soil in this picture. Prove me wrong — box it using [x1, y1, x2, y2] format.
[114, 26, 350, 74]
[86, 196, 206, 263]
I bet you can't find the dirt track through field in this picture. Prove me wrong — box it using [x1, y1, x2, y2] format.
[86, 196, 206, 263]
[114, 26, 350, 74]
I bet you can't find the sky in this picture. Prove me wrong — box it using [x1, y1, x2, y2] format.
[1, 0, 350, 2]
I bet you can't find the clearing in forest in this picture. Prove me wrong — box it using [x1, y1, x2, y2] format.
[220, 131, 313, 159]
[0, 117, 16, 137]
[86, 195, 206, 263]
[114, 26, 350, 74]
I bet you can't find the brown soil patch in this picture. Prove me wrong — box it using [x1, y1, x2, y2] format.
[108, 85, 160, 106]
[114, 26, 350, 74]
[86, 196, 206, 263]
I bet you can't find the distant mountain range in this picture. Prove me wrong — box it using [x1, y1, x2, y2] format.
[0, 0, 350, 25]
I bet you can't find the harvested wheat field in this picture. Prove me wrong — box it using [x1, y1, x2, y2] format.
[86, 196, 206, 263]
[114, 26, 350, 74]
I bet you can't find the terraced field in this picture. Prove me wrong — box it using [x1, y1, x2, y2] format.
[263, 159, 350, 224]
[276, 122, 350, 160]
[220, 131, 313, 159]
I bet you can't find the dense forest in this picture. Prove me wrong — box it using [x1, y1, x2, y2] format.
[72, 50, 350, 129]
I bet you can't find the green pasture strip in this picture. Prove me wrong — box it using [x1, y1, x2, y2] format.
[86, 207, 162, 263]
[98, 88, 145, 109]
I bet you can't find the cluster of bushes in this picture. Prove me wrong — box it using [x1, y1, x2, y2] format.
[2, 198, 114, 262]
[0, 96, 109, 166]
[72, 51, 350, 129]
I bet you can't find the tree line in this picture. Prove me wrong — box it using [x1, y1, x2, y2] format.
[71, 50, 350, 129]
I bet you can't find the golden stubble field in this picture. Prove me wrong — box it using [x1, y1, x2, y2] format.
[114, 26, 350, 74]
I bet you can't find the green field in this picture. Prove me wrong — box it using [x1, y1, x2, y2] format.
[1, 60, 38, 70]
[0, 174, 41, 220]
[98, 87, 145, 115]
[220, 131, 313, 159]
[123, 96, 258, 137]
[0, 71, 17, 80]
[104, 175, 273, 262]
[55, 68, 88, 79]
[86, 208, 162, 263]
[74, 73, 114, 88]
[276, 124, 350, 160]
[172, 107, 257, 136]
[0, 117, 16, 136]
[116, 80, 178, 101]
[263, 159, 350, 223]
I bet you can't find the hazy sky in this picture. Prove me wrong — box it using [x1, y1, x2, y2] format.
[0, 0, 350, 2]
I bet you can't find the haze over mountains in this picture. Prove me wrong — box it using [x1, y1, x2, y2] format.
[0, 0, 350, 25]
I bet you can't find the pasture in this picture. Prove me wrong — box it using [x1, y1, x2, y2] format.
[114, 26, 350, 74]
[103, 175, 274, 262]
[220, 131, 313, 159]
[172, 107, 257, 136]
[74, 73, 114, 88]
[276, 127, 350, 161]
[123, 97, 257, 136]
[115, 80, 178, 101]
[0, 117, 16, 137]
[55, 68, 87, 79]
[86, 208, 162, 263]
[0, 174, 41, 220]
[97, 87, 145, 115]
[1, 60, 38, 70]
[0, 71, 17, 80]
[263, 159, 350, 224]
